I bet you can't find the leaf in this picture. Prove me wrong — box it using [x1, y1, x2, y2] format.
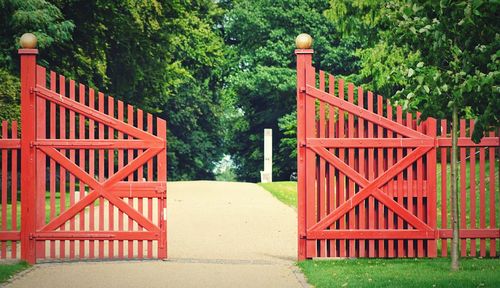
[424, 85, 430, 93]
[408, 68, 415, 77]
[417, 62, 424, 68]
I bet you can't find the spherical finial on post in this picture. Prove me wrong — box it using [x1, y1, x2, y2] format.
[295, 33, 313, 49]
[20, 33, 38, 49]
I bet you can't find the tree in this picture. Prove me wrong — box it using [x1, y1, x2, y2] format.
[223, 0, 360, 181]
[326, 0, 499, 270]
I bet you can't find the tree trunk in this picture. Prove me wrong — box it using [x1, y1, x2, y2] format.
[450, 105, 459, 271]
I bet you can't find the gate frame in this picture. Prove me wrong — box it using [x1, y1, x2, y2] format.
[17, 34, 167, 264]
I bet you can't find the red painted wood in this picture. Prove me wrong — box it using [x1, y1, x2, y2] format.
[376, 95, 385, 257]
[367, 91, 375, 258]
[89, 88, 97, 259]
[117, 99, 124, 259]
[68, 79, 76, 259]
[127, 104, 134, 259]
[488, 130, 496, 257]
[347, 83, 356, 257]
[157, 118, 168, 259]
[35, 66, 46, 259]
[19, 48, 38, 264]
[305, 63, 316, 258]
[469, 121, 477, 256]
[137, 109, 144, 259]
[11, 122, 19, 258]
[460, 119, 467, 256]
[98, 91, 105, 259]
[479, 144, 486, 256]
[396, 106, 404, 257]
[440, 120, 448, 256]
[108, 96, 116, 258]
[49, 71, 57, 259]
[386, 101, 394, 257]
[318, 70, 326, 257]
[59, 74, 67, 259]
[357, 86, 366, 257]
[328, 73, 336, 257]
[426, 118, 437, 257]
[439, 229, 500, 239]
[406, 113, 414, 258]
[147, 113, 154, 258]
[1, 122, 7, 258]
[337, 79, 346, 257]
[78, 83, 86, 259]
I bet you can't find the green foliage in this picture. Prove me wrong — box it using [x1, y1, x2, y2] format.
[224, 0, 359, 182]
[0, 69, 20, 122]
[0, 0, 227, 180]
[328, 0, 499, 141]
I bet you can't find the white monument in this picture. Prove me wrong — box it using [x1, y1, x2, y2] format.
[260, 129, 272, 183]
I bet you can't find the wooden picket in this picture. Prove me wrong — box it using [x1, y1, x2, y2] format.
[0, 121, 20, 259]
[296, 48, 499, 259]
[0, 43, 168, 264]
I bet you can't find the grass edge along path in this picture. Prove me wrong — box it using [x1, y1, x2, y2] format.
[298, 258, 500, 288]
[258, 181, 297, 209]
[0, 261, 30, 284]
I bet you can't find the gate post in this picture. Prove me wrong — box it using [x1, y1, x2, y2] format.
[19, 33, 38, 264]
[295, 34, 313, 260]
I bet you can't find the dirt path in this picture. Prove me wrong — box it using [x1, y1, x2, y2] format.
[5, 181, 307, 288]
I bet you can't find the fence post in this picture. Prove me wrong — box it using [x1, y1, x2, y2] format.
[19, 33, 38, 264]
[427, 117, 438, 257]
[295, 34, 313, 260]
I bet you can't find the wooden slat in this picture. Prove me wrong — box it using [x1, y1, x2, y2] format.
[469, 120, 477, 256]
[358, 86, 366, 257]
[108, 96, 115, 259]
[396, 106, 404, 257]
[488, 131, 496, 257]
[347, 83, 356, 257]
[459, 119, 467, 256]
[1, 122, 7, 258]
[440, 120, 448, 256]
[327, 74, 336, 257]
[117, 99, 124, 259]
[78, 83, 87, 259]
[127, 104, 134, 259]
[305, 65, 316, 258]
[367, 91, 375, 257]
[318, 70, 326, 257]
[137, 109, 144, 259]
[11, 122, 19, 258]
[68, 79, 76, 259]
[306, 138, 434, 148]
[376, 95, 385, 257]
[97, 92, 105, 259]
[309, 230, 435, 240]
[49, 71, 56, 259]
[157, 118, 167, 259]
[406, 113, 414, 257]
[147, 113, 154, 258]
[35, 65, 46, 259]
[89, 88, 98, 259]
[337, 79, 346, 257]
[59, 74, 66, 259]
[387, 101, 394, 257]
[479, 143, 486, 256]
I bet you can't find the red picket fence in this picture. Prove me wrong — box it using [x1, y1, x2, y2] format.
[296, 48, 499, 259]
[0, 44, 167, 264]
[0, 121, 20, 259]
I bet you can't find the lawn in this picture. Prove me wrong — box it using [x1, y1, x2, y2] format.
[0, 261, 29, 284]
[298, 258, 500, 288]
[258, 181, 297, 208]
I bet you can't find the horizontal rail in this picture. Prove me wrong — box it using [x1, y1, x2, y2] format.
[438, 229, 500, 239]
[112, 181, 167, 198]
[307, 230, 436, 240]
[0, 139, 21, 149]
[437, 137, 499, 147]
[307, 138, 434, 148]
[31, 231, 160, 240]
[0, 231, 21, 241]
[32, 139, 164, 149]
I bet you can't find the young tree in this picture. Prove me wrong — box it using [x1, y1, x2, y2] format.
[327, 0, 499, 270]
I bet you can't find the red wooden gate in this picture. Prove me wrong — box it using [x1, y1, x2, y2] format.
[17, 41, 167, 263]
[296, 45, 499, 259]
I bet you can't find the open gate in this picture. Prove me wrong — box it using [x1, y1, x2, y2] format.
[295, 45, 499, 259]
[19, 44, 167, 263]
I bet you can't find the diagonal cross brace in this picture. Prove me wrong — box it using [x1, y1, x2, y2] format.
[308, 146, 433, 232]
[306, 85, 431, 140]
[36, 85, 162, 143]
[38, 146, 163, 232]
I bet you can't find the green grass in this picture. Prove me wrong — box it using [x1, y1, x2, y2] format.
[258, 181, 297, 208]
[298, 258, 500, 288]
[0, 261, 29, 284]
